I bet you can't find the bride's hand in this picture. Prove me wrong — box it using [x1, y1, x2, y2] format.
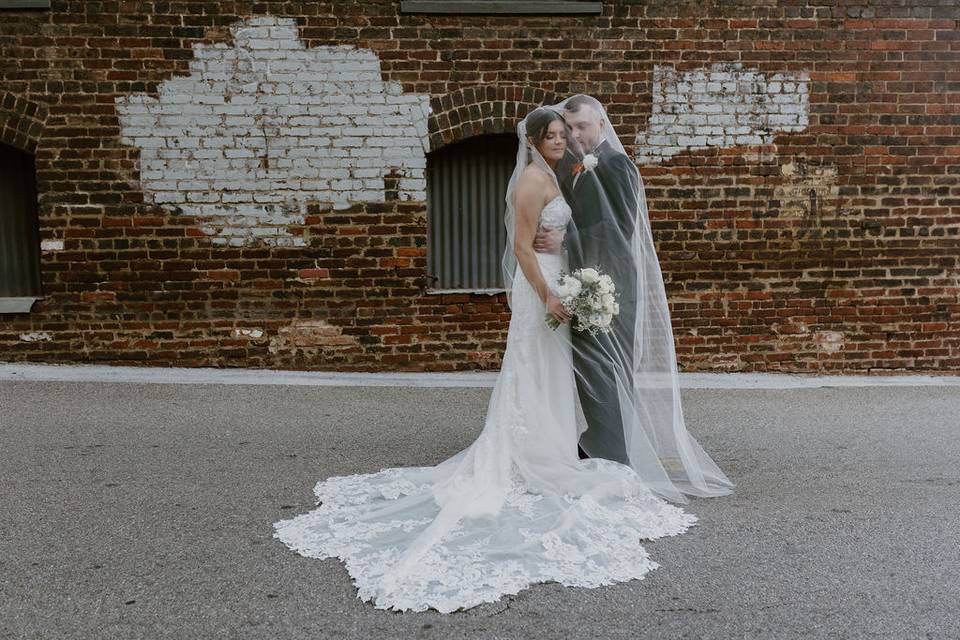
[546, 294, 571, 325]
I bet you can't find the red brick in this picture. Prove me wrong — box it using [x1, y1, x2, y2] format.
[0, 4, 954, 375]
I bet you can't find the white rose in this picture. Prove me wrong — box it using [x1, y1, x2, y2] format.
[598, 314, 612, 328]
[558, 275, 579, 298]
[579, 268, 599, 284]
[582, 153, 599, 171]
[601, 293, 614, 307]
[612, 302, 620, 315]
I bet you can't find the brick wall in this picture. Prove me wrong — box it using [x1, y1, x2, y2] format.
[0, 1, 958, 373]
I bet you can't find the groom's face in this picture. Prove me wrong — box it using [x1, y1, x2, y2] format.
[563, 105, 603, 154]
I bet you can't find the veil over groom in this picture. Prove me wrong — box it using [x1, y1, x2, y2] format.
[274, 93, 735, 615]
[534, 94, 641, 467]
[522, 94, 733, 504]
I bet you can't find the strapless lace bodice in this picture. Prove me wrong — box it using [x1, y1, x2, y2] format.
[531, 194, 571, 296]
[539, 194, 571, 229]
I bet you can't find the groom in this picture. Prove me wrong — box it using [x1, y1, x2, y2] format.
[534, 95, 640, 465]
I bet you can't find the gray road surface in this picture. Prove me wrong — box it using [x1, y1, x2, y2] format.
[1, 380, 958, 639]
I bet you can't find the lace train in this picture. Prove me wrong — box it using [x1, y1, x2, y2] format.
[273, 460, 697, 613]
[273, 196, 700, 613]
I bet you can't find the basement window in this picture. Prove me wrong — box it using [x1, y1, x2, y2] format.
[0, 143, 42, 313]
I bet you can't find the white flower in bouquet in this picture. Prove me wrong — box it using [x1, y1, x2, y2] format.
[597, 275, 614, 294]
[556, 274, 581, 299]
[545, 266, 620, 335]
[601, 293, 615, 314]
[578, 267, 599, 284]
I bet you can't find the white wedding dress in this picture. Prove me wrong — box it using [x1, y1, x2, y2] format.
[273, 194, 699, 613]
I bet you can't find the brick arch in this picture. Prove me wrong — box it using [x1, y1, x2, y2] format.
[428, 86, 567, 151]
[0, 93, 48, 154]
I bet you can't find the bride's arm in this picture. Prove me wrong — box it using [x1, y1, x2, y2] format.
[514, 174, 572, 325]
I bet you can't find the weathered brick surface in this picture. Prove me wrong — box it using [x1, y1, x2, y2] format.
[0, 1, 958, 373]
[114, 16, 431, 248]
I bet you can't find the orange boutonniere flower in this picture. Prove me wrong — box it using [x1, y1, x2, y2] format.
[572, 162, 584, 176]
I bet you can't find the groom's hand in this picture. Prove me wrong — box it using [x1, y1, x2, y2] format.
[533, 227, 564, 255]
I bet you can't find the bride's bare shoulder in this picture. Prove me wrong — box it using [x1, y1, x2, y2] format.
[519, 164, 551, 186]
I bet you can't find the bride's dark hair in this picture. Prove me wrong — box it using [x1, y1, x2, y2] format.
[524, 107, 566, 146]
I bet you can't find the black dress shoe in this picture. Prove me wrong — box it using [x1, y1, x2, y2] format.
[577, 445, 590, 460]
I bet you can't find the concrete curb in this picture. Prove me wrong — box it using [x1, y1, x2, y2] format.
[1, 362, 958, 388]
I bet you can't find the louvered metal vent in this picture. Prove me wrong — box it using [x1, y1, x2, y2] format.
[426, 134, 517, 291]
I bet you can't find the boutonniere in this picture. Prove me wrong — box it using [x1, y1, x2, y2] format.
[572, 153, 599, 176]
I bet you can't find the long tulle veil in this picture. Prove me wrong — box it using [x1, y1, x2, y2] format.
[501, 96, 735, 504]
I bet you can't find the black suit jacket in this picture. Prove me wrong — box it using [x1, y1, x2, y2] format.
[560, 139, 640, 313]
[558, 140, 642, 458]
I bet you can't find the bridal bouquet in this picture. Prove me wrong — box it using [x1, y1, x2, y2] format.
[545, 267, 619, 335]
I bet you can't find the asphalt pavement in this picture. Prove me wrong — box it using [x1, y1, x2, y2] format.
[1, 374, 958, 639]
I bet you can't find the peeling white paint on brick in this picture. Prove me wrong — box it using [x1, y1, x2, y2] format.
[268, 319, 358, 351]
[814, 331, 845, 353]
[40, 239, 64, 251]
[19, 332, 52, 342]
[635, 63, 809, 164]
[775, 158, 839, 218]
[233, 327, 264, 339]
[115, 15, 430, 247]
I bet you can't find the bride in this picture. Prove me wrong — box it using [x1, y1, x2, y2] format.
[273, 96, 734, 614]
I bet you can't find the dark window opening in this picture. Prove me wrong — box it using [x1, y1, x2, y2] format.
[427, 133, 517, 291]
[0, 143, 42, 304]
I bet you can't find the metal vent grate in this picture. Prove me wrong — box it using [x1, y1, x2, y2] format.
[427, 134, 517, 290]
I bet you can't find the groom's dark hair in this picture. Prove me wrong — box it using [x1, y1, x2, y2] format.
[564, 95, 602, 119]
